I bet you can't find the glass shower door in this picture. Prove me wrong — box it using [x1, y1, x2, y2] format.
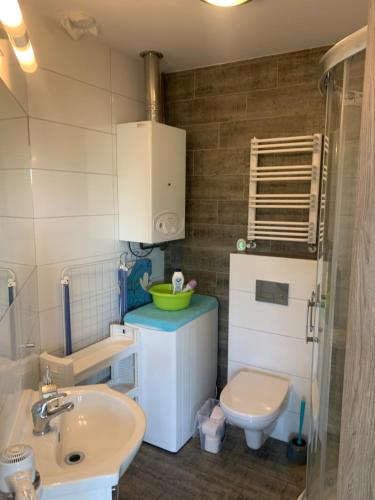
[306, 50, 365, 500]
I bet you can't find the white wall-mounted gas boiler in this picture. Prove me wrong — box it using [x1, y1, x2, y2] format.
[117, 120, 186, 244]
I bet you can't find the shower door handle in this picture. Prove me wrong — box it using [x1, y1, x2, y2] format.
[306, 291, 317, 344]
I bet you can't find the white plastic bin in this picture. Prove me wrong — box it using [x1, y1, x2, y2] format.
[196, 399, 225, 454]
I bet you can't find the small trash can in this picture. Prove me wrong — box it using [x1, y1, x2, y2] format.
[196, 399, 226, 454]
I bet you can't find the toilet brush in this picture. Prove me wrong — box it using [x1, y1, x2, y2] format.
[297, 399, 306, 446]
[287, 399, 307, 465]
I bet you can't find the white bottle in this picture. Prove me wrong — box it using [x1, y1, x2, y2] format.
[172, 269, 184, 294]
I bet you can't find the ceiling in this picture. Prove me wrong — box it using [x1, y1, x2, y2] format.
[25, 0, 368, 72]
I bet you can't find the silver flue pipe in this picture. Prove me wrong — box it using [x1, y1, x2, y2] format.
[140, 50, 164, 122]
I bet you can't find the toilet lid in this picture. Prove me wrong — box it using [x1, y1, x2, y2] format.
[220, 370, 289, 418]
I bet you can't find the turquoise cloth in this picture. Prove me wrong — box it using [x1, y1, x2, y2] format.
[124, 294, 218, 332]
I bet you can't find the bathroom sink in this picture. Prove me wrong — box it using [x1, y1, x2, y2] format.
[8, 385, 146, 499]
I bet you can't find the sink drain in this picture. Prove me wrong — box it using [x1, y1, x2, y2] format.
[64, 451, 85, 465]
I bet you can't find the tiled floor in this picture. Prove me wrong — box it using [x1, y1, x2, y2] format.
[119, 426, 305, 500]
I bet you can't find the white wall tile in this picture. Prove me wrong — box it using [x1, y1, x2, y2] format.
[35, 215, 116, 265]
[112, 94, 145, 132]
[230, 253, 316, 299]
[0, 170, 33, 218]
[30, 119, 113, 174]
[229, 289, 307, 340]
[0, 82, 26, 120]
[0, 262, 35, 291]
[110, 49, 145, 101]
[0, 118, 30, 170]
[271, 409, 310, 442]
[228, 325, 312, 378]
[0, 40, 28, 113]
[27, 69, 112, 133]
[39, 306, 64, 354]
[0, 217, 35, 265]
[32, 170, 115, 218]
[37, 253, 121, 312]
[23, 5, 111, 90]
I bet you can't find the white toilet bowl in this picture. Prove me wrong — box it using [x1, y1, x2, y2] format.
[220, 369, 290, 449]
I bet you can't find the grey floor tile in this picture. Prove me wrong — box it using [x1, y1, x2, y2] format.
[119, 426, 306, 500]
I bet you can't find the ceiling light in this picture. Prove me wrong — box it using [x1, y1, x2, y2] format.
[0, 0, 23, 29]
[201, 0, 251, 7]
[0, 0, 37, 73]
[12, 42, 37, 73]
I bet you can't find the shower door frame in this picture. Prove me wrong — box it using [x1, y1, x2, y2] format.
[305, 24, 369, 500]
[337, 1, 375, 497]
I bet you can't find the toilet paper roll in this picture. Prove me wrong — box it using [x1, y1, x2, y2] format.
[204, 435, 221, 454]
[201, 419, 221, 438]
[210, 405, 225, 422]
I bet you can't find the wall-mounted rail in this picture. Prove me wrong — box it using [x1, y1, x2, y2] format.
[247, 134, 324, 251]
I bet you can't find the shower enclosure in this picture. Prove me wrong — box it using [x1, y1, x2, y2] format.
[305, 28, 367, 499]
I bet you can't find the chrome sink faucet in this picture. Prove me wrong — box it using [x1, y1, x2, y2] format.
[31, 393, 74, 436]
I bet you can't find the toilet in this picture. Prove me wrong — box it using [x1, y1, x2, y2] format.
[220, 369, 290, 449]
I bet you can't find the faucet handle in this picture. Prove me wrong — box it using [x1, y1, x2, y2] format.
[32, 392, 68, 417]
[43, 392, 68, 412]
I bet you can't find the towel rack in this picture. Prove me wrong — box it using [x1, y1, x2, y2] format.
[247, 134, 323, 252]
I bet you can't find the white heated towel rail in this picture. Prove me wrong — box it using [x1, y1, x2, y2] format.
[247, 134, 323, 251]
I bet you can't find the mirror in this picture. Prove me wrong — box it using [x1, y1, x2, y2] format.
[0, 40, 35, 321]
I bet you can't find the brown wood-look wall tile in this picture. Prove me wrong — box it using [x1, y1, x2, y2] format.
[218, 319, 228, 344]
[168, 246, 230, 275]
[186, 123, 219, 150]
[195, 59, 277, 96]
[217, 364, 228, 389]
[187, 269, 217, 295]
[247, 84, 325, 120]
[166, 94, 247, 126]
[218, 296, 229, 323]
[277, 47, 329, 87]
[163, 47, 326, 391]
[186, 199, 218, 224]
[218, 340, 228, 368]
[169, 245, 219, 272]
[186, 151, 194, 176]
[269, 240, 316, 258]
[216, 272, 229, 297]
[194, 148, 249, 175]
[189, 175, 244, 200]
[192, 223, 246, 249]
[219, 114, 324, 148]
[215, 251, 230, 274]
[164, 70, 195, 101]
[257, 208, 309, 223]
[218, 200, 248, 225]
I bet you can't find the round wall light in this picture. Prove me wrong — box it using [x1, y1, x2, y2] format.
[201, 0, 251, 6]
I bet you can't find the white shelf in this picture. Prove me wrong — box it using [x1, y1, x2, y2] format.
[107, 380, 138, 398]
[72, 336, 136, 383]
[40, 326, 138, 388]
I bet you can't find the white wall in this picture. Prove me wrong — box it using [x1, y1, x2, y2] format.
[0, 40, 40, 450]
[228, 253, 316, 442]
[21, 5, 164, 354]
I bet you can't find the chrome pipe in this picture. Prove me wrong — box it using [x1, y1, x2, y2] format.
[140, 50, 163, 122]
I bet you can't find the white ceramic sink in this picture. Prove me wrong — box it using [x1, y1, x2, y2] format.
[9, 385, 146, 500]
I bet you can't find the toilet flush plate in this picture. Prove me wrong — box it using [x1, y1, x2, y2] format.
[255, 280, 289, 306]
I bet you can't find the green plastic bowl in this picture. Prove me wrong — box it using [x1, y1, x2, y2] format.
[148, 284, 194, 311]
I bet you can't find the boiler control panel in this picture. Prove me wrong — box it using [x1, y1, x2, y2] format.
[154, 212, 181, 237]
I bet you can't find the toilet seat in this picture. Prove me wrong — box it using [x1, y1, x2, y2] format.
[220, 369, 289, 424]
